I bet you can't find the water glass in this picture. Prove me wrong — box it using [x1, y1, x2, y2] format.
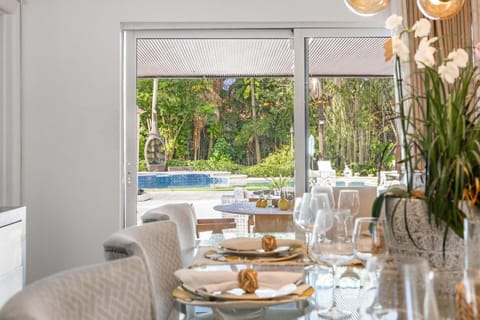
[352, 217, 386, 263]
[338, 189, 360, 217]
[362, 255, 439, 319]
[464, 218, 480, 270]
[311, 184, 335, 209]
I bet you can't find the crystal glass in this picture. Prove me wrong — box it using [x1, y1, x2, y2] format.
[311, 184, 335, 209]
[309, 208, 354, 318]
[362, 256, 439, 319]
[417, 0, 464, 20]
[338, 189, 360, 217]
[352, 217, 386, 263]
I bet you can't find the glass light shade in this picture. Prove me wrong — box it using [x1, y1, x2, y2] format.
[344, 0, 390, 16]
[417, 0, 465, 20]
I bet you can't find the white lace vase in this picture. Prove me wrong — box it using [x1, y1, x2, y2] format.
[383, 197, 464, 270]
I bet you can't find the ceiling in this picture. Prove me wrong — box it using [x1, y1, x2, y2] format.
[136, 37, 393, 78]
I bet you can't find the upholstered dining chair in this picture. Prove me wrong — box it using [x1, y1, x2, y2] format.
[103, 220, 182, 320]
[0, 256, 154, 320]
[142, 202, 236, 247]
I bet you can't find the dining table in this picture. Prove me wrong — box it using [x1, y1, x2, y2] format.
[213, 202, 294, 233]
[174, 231, 368, 320]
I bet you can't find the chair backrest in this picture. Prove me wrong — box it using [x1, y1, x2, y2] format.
[103, 220, 182, 320]
[0, 257, 154, 320]
[141, 203, 196, 251]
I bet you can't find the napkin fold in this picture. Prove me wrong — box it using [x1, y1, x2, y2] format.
[175, 269, 303, 294]
[219, 237, 304, 251]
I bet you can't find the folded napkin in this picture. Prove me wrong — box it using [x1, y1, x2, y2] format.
[175, 268, 303, 294]
[220, 237, 304, 251]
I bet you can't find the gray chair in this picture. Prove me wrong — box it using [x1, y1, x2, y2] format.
[103, 220, 182, 320]
[0, 256, 155, 320]
[142, 202, 235, 244]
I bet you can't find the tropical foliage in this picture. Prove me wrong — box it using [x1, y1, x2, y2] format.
[137, 76, 396, 175]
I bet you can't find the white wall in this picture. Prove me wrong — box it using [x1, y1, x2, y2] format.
[21, 0, 393, 282]
[0, 3, 21, 207]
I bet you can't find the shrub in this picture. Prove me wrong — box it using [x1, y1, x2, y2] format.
[210, 138, 235, 162]
[240, 146, 294, 177]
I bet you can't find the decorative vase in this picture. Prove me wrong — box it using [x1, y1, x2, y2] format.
[383, 197, 464, 270]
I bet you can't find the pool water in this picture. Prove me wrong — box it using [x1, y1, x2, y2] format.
[138, 172, 229, 189]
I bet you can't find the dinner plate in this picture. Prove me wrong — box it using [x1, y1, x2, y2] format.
[180, 282, 312, 301]
[218, 245, 291, 256]
[204, 246, 305, 263]
[218, 237, 305, 257]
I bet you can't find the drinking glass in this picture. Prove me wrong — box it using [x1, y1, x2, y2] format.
[311, 184, 335, 209]
[292, 196, 304, 229]
[309, 208, 354, 319]
[338, 189, 360, 217]
[310, 192, 332, 215]
[362, 255, 439, 319]
[352, 217, 386, 263]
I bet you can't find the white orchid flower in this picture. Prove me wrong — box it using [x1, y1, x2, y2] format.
[412, 19, 431, 38]
[385, 14, 403, 31]
[414, 37, 437, 68]
[392, 36, 410, 62]
[438, 61, 460, 84]
[447, 48, 468, 68]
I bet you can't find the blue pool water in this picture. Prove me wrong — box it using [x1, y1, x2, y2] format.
[138, 172, 229, 189]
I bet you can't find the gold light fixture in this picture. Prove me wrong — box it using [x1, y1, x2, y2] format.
[344, 0, 390, 16]
[416, 0, 464, 20]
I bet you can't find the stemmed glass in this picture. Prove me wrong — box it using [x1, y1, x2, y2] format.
[352, 217, 386, 263]
[309, 208, 354, 319]
[311, 184, 335, 209]
[338, 189, 360, 217]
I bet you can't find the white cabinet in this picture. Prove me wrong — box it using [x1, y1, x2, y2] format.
[0, 207, 25, 307]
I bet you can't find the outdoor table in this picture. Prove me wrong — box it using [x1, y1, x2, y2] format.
[213, 202, 294, 233]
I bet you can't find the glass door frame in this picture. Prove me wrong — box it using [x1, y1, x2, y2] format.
[292, 27, 391, 196]
[122, 25, 391, 227]
[122, 27, 294, 227]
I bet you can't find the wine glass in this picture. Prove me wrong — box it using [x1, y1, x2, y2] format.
[338, 189, 360, 217]
[352, 217, 386, 263]
[311, 184, 335, 209]
[309, 208, 354, 319]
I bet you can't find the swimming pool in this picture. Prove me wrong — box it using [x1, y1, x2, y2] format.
[138, 172, 230, 189]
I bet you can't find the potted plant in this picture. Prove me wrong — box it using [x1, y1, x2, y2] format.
[372, 14, 480, 268]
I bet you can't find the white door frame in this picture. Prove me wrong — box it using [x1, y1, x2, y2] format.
[121, 25, 390, 227]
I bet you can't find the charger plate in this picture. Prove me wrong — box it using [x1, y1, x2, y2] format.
[204, 245, 305, 263]
[173, 283, 313, 307]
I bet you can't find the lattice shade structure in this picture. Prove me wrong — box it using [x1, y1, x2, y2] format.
[136, 37, 392, 78]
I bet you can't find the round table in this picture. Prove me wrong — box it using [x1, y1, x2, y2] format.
[213, 202, 293, 233]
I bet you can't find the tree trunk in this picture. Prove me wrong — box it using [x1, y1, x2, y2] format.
[251, 79, 261, 164]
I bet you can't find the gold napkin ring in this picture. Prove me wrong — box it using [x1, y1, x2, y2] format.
[238, 269, 258, 293]
[262, 235, 277, 251]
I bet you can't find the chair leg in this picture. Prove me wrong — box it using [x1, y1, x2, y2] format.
[248, 215, 254, 233]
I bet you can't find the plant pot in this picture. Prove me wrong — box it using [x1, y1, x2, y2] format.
[383, 197, 464, 270]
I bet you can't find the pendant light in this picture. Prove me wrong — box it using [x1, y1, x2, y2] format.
[344, 0, 390, 16]
[416, 0, 464, 20]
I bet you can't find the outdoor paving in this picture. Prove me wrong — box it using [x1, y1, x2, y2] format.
[136, 176, 382, 220]
[137, 190, 227, 219]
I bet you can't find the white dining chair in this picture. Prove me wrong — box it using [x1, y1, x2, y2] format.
[0, 256, 155, 320]
[103, 220, 182, 320]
